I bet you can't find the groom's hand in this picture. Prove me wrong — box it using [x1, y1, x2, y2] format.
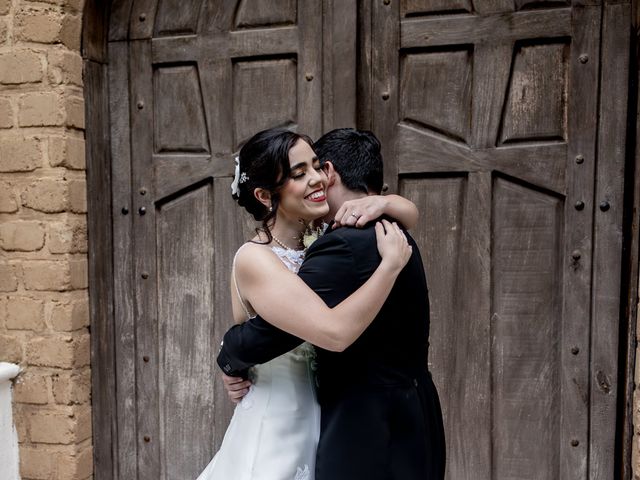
[221, 374, 252, 403]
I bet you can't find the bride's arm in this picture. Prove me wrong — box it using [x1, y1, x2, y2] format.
[332, 194, 419, 229]
[235, 220, 410, 352]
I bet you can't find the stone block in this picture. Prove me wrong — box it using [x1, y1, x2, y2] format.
[68, 179, 86, 213]
[49, 135, 85, 169]
[57, 444, 94, 480]
[27, 332, 89, 368]
[15, 7, 63, 45]
[23, 260, 70, 291]
[28, 405, 81, 444]
[0, 334, 23, 362]
[51, 298, 88, 331]
[0, 0, 9, 15]
[47, 220, 87, 254]
[69, 259, 87, 289]
[0, 136, 43, 172]
[21, 178, 68, 213]
[0, 221, 45, 251]
[73, 332, 90, 367]
[0, 50, 44, 85]
[6, 296, 45, 330]
[19, 445, 55, 479]
[60, 13, 81, 51]
[26, 335, 74, 368]
[64, 95, 84, 129]
[52, 369, 91, 405]
[15, 406, 29, 443]
[18, 92, 64, 127]
[76, 404, 92, 442]
[14, 371, 50, 404]
[0, 263, 18, 291]
[0, 18, 7, 45]
[0, 180, 18, 212]
[0, 97, 13, 128]
[38, 0, 84, 10]
[48, 50, 83, 86]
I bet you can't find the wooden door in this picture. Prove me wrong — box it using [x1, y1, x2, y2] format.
[369, 1, 628, 479]
[108, 1, 324, 478]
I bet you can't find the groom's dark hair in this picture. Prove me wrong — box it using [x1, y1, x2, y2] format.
[314, 128, 383, 195]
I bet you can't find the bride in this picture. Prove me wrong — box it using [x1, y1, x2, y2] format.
[197, 128, 416, 480]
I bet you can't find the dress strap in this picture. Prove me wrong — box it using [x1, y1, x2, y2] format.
[232, 244, 255, 320]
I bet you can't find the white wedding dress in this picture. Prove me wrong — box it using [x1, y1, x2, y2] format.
[197, 246, 321, 480]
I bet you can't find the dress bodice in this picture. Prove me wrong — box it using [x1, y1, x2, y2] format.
[270, 245, 305, 273]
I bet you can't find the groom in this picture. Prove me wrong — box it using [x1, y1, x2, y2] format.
[217, 128, 445, 479]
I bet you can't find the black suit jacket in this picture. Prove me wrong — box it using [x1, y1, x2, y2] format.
[218, 221, 445, 480]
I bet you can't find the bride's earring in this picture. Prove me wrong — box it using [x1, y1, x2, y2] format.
[269, 206, 273, 212]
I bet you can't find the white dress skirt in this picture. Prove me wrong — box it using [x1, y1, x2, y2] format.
[197, 247, 320, 480]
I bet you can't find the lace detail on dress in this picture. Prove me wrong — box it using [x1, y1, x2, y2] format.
[271, 246, 305, 273]
[294, 464, 310, 480]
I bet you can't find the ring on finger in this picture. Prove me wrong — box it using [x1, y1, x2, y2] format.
[351, 212, 359, 218]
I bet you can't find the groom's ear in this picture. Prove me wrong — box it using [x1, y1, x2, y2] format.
[323, 161, 337, 187]
[254, 188, 272, 210]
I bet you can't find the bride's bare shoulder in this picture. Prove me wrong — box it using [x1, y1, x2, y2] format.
[235, 241, 281, 272]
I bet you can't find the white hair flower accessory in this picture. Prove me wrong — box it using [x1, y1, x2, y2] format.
[230, 155, 248, 196]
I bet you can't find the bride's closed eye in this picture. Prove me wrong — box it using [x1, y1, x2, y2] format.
[291, 163, 322, 180]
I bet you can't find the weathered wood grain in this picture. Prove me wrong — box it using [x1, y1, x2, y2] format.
[452, 171, 492, 480]
[128, 39, 161, 479]
[356, 0, 373, 130]
[590, 3, 630, 479]
[559, 5, 601, 479]
[156, 184, 217, 478]
[401, 0, 474, 17]
[492, 177, 563, 479]
[129, 0, 157, 39]
[298, 0, 323, 139]
[401, 9, 571, 47]
[234, 0, 297, 28]
[397, 124, 567, 194]
[400, 47, 473, 144]
[372, 0, 400, 193]
[108, 41, 137, 480]
[85, 58, 116, 480]
[153, 64, 210, 154]
[470, 42, 513, 148]
[499, 41, 569, 144]
[153, 0, 201, 36]
[322, 0, 357, 131]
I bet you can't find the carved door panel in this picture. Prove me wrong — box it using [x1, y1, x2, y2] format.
[371, 2, 608, 479]
[109, 1, 323, 478]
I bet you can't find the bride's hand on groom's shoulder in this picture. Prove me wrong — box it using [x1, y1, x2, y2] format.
[332, 196, 389, 229]
[375, 220, 412, 273]
[221, 374, 252, 404]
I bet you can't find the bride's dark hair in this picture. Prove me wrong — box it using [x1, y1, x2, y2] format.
[233, 128, 314, 242]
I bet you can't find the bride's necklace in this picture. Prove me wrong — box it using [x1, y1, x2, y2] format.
[271, 234, 302, 251]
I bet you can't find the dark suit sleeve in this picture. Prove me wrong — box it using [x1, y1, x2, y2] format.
[217, 233, 359, 377]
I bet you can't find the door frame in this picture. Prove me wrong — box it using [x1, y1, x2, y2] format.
[82, 1, 637, 478]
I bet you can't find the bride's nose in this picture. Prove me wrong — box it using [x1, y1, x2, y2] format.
[309, 169, 322, 185]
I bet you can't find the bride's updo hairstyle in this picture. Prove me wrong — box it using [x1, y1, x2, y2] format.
[233, 128, 313, 240]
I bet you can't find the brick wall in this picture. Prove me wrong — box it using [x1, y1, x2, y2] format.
[0, 0, 91, 479]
